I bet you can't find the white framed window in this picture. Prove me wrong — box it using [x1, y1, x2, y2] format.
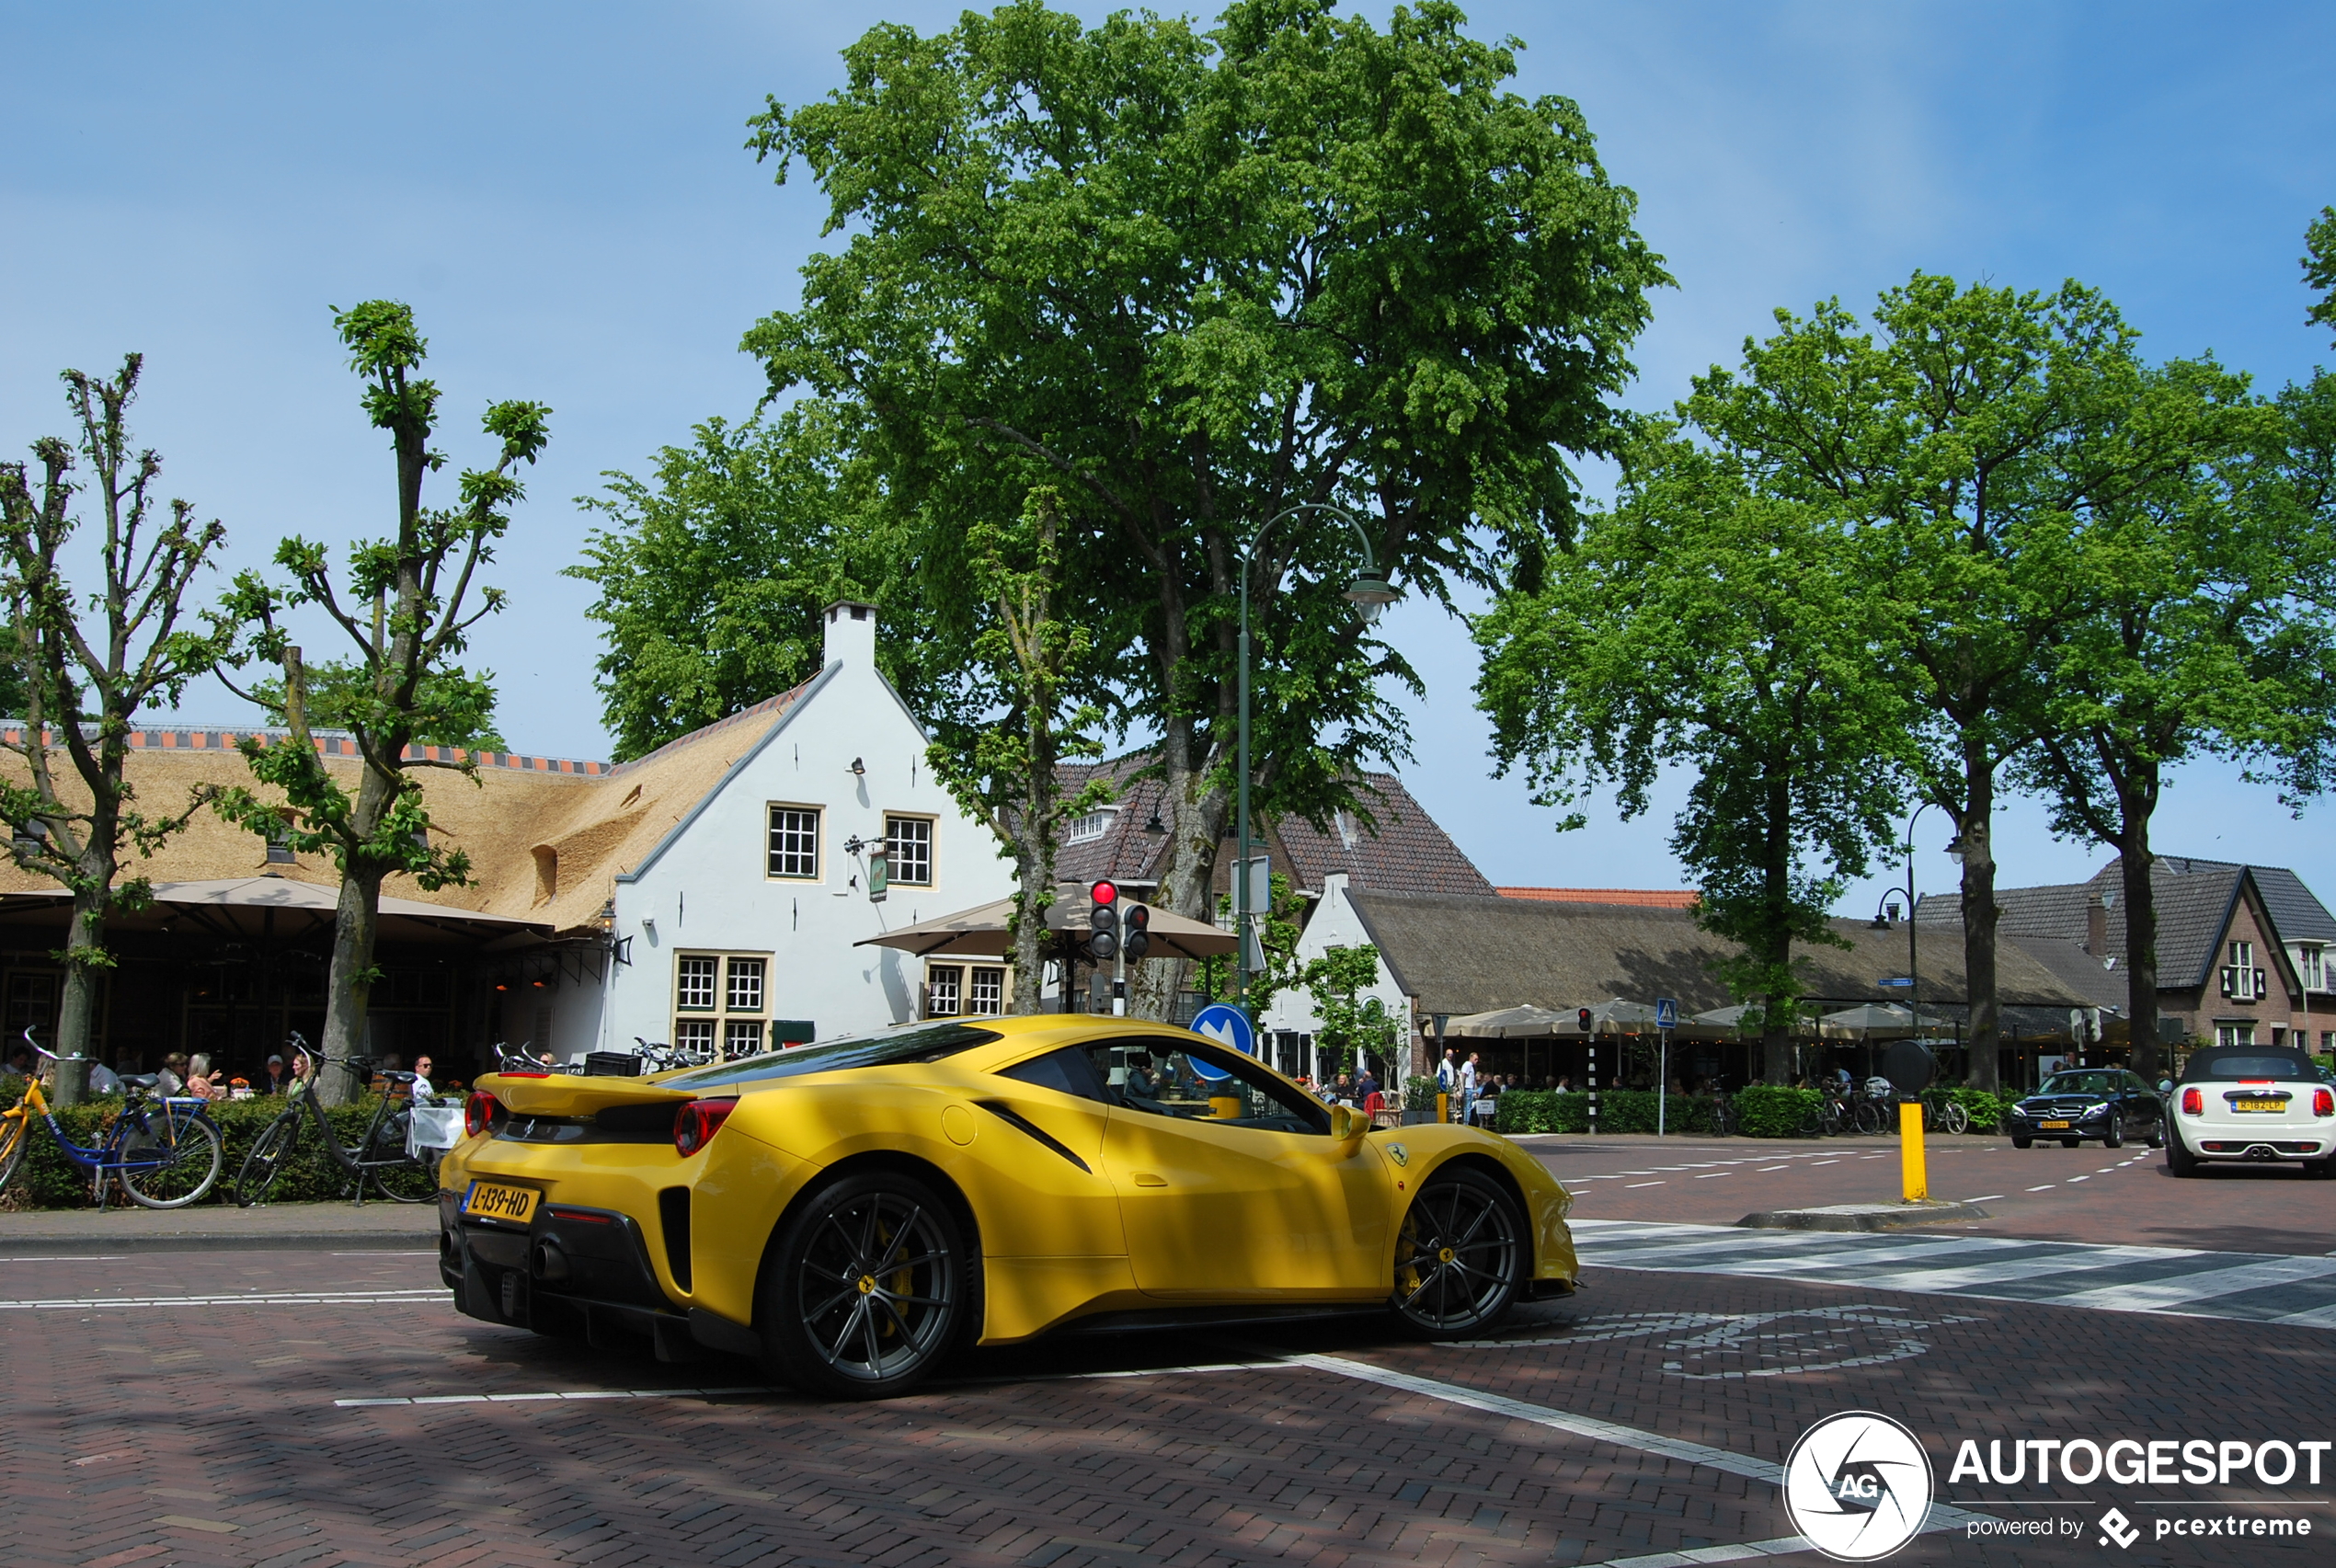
[2222, 941, 2261, 1001]
[887, 815, 933, 886]
[1064, 806, 1120, 845]
[968, 967, 1004, 1016]
[727, 956, 765, 1014]
[2302, 945, 2326, 992]
[724, 1020, 764, 1058]
[676, 1019, 716, 1056]
[676, 955, 718, 1012]
[2216, 1024, 2257, 1048]
[767, 805, 820, 879]
[927, 965, 962, 1018]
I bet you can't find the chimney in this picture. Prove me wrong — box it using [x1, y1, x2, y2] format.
[2087, 895, 2107, 956]
[821, 601, 877, 670]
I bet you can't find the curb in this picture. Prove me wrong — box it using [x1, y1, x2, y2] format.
[1735, 1202, 1991, 1232]
[0, 1230, 438, 1256]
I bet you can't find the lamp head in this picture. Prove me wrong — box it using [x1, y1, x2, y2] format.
[1343, 574, 1399, 625]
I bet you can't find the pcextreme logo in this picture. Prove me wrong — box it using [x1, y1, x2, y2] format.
[1782, 1412, 1935, 1562]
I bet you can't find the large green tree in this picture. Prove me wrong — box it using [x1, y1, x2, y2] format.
[568, 405, 947, 761]
[743, 0, 1666, 1018]
[212, 303, 547, 1104]
[0, 357, 236, 1103]
[1678, 276, 2216, 1091]
[2014, 360, 2336, 1076]
[1476, 424, 1910, 1082]
[2305, 205, 2335, 348]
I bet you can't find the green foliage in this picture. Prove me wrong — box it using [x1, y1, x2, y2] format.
[1730, 1084, 1824, 1139]
[1302, 944, 1399, 1074]
[1493, 1090, 1721, 1137]
[249, 658, 506, 750]
[3, 1093, 408, 1208]
[567, 406, 950, 761]
[1941, 1085, 2007, 1134]
[1403, 1075, 1439, 1113]
[741, 0, 1669, 935]
[1475, 420, 1910, 1044]
[1196, 871, 1307, 1017]
[2306, 206, 2336, 349]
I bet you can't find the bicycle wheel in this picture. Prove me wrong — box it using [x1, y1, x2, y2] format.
[1942, 1101, 1971, 1135]
[368, 1151, 438, 1204]
[0, 1113, 29, 1190]
[1852, 1101, 1885, 1136]
[235, 1113, 303, 1207]
[119, 1109, 223, 1208]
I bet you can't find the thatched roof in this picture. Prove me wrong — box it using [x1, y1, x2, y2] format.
[1343, 892, 2092, 1017]
[0, 685, 813, 937]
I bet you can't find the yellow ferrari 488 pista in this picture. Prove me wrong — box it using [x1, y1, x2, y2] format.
[438, 1015, 1577, 1398]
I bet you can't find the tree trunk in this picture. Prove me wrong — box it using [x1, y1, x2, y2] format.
[1006, 743, 1059, 1015]
[2119, 807, 2160, 1082]
[1957, 748, 2003, 1093]
[1128, 711, 1231, 1022]
[315, 755, 395, 1107]
[50, 889, 105, 1106]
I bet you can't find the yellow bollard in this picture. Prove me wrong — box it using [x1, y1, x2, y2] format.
[1437, 1092, 1450, 1124]
[1900, 1099, 1928, 1202]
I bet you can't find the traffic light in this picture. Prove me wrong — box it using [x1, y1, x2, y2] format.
[1089, 879, 1120, 960]
[1123, 902, 1151, 958]
[1578, 1007, 1594, 1034]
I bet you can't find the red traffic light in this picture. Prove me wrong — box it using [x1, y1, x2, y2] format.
[1578, 1008, 1594, 1033]
[1091, 879, 1118, 907]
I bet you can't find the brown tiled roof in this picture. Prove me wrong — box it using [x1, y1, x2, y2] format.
[1498, 887, 1699, 909]
[1345, 892, 2090, 1017]
[1048, 753, 1492, 899]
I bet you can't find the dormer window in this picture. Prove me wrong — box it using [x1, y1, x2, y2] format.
[1065, 806, 1120, 845]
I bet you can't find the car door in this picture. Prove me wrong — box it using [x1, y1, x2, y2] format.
[1078, 1036, 1391, 1301]
[968, 1047, 1128, 1262]
[2124, 1072, 2160, 1138]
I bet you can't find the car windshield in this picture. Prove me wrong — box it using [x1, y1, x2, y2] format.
[2036, 1071, 2121, 1097]
[1085, 1039, 1330, 1135]
[2181, 1049, 2314, 1082]
[656, 1020, 1001, 1091]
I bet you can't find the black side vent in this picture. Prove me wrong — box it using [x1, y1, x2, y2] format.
[658, 1186, 693, 1292]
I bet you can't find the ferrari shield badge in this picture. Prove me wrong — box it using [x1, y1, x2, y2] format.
[1386, 1143, 1409, 1166]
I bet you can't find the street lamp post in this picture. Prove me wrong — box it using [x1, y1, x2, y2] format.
[1869, 802, 1939, 1035]
[1234, 503, 1399, 1021]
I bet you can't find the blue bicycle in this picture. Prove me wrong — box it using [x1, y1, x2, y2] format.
[0, 1035, 224, 1209]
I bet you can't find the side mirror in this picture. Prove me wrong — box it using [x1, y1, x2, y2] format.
[1330, 1104, 1369, 1144]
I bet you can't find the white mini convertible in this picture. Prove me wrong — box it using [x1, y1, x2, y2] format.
[2166, 1043, 2336, 1177]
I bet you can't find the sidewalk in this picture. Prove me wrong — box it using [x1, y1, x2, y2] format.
[0, 1200, 439, 1255]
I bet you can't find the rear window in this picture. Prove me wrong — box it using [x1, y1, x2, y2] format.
[657, 1020, 1000, 1091]
[2181, 1049, 2314, 1082]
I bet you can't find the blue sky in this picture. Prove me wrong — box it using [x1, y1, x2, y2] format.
[2, 2, 2330, 914]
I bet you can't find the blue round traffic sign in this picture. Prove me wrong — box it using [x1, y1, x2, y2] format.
[1187, 1004, 1255, 1081]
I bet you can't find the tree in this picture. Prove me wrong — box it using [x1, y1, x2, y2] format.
[1678, 275, 2213, 1091]
[211, 303, 548, 1104]
[2012, 359, 2334, 1076]
[1195, 868, 1308, 1017]
[922, 486, 1116, 1013]
[2306, 205, 2336, 348]
[0, 357, 236, 1103]
[568, 405, 948, 761]
[1475, 424, 1910, 1082]
[743, 0, 1666, 1018]
[1302, 944, 1400, 1079]
[246, 658, 506, 750]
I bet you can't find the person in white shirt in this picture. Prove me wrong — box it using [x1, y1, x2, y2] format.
[86, 1059, 121, 1096]
[1459, 1052, 1481, 1126]
[409, 1054, 436, 1103]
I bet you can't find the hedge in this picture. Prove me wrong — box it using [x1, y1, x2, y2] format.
[2, 1087, 414, 1208]
[1730, 1084, 1823, 1138]
[1494, 1090, 1723, 1137]
[1941, 1085, 2008, 1134]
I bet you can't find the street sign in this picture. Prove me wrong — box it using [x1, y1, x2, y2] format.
[1878, 976, 1915, 988]
[1188, 1003, 1255, 1082]
[1654, 997, 1678, 1031]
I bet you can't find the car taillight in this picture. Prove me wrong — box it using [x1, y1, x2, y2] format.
[464, 1091, 502, 1138]
[673, 1098, 737, 1157]
[2181, 1087, 2203, 1116]
[2316, 1089, 2333, 1118]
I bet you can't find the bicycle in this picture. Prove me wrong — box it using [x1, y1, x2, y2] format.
[234, 1034, 438, 1207]
[1796, 1093, 1844, 1139]
[1708, 1092, 1736, 1139]
[1920, 1092, 1972, 1135]
[0, 1034, 223, 1209]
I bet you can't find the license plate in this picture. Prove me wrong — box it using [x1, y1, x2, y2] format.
[2232, 1099, 2285, 1114]
[2039, 1120, 2070, 1129]
[463, 1181, 539, 1224]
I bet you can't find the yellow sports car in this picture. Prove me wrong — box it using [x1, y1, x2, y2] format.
[438, 1014, 1577, 1398]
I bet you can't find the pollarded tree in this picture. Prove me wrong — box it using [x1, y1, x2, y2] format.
[1475, 424, 1912, 1083]
[212, 303, 547, 1104]
[743, 0, 1666, 1017]
[0, 357, 237, 1104]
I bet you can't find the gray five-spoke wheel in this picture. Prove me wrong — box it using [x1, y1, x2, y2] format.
[1391, 1168, 1524, 1338]
[762, 1172, 966, 1400]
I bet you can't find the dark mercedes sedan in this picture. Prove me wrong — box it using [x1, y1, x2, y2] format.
[2008, 1069, 2165, 1150]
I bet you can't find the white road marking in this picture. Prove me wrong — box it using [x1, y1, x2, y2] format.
[1966, 1195, 2005, 1202]
[2026, 1185, 2055, 1191]
[1757, 1166, 1787, 1173]
[1694, 1173, 1730, 1179]
[0, 1256, 128, 1264]
[0, 1289, 444, 1311]
[1627, 1182, 1665, 1188]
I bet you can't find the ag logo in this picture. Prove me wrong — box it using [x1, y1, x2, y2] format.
[2098, 1507, 2138, 1549]
[1781, 1411, 1933, 1561]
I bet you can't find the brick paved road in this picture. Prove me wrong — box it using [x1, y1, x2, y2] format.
[2, 1220, 2329, 1567]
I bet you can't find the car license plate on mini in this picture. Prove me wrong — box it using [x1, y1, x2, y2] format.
[2233, 1099, 2284, 1114]
[2039, 1120, 2071, 1129]
[464, 1181, 539, 1224]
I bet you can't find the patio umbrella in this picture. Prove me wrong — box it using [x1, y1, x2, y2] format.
[854, 888, 1237, 962]
[1441, 1004, 1570, 1038]
[1817, 1002, 1955, 1038]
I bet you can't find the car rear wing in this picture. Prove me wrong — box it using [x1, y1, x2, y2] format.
[475, 1071, 700, 1118]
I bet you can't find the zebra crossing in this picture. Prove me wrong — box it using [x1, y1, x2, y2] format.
[1571, 1219, 2336, 1328]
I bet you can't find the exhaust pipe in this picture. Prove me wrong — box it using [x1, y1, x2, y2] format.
[2245, 1144, 2278, 1162]
[529, 1238, 572, 1282]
